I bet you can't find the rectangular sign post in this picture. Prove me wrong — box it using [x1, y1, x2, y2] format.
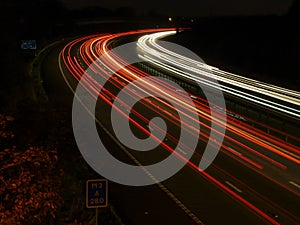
[86, 179, 108, 225]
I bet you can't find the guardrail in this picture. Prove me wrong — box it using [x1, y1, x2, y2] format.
[137, 61, 300, 146]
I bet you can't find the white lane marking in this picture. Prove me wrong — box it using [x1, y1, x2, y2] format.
[289, 181, 300, 190]
[225, 181, 242, 193]
[147, 124, 154, 131]
[228, 147, 242, 156]
[178, 148, 187, 155]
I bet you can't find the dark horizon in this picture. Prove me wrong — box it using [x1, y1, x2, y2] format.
[60, 0, 294, 17]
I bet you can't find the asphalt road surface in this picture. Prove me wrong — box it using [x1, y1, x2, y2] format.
[41, 28, 300, 225]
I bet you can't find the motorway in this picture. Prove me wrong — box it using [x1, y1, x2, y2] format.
[45, 28, 300, 224]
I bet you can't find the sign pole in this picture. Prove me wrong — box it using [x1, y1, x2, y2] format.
[96, 207, 98, 225]
[86, 179, 108, 225]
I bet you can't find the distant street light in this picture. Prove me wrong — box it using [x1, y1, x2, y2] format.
[168, 17, 172, 22]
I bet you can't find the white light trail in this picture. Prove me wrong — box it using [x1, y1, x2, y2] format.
[137, 31, 300, 119]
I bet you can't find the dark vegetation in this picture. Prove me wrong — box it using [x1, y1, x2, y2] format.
[0, 1, 132, 224]
[0, 107, 122, 224]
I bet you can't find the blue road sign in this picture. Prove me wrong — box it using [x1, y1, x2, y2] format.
[86, 179, 108, 208]
[21, 40, 37, 50]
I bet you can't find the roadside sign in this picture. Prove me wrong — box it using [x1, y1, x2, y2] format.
[21, 40, 37, 49]
[86, 179, 108, 208]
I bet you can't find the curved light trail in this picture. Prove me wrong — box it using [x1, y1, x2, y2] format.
[137, 31, 300, 119]
[59, 28, 300, 225]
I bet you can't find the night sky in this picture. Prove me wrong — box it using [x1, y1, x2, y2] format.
[61, 0, 294, 17]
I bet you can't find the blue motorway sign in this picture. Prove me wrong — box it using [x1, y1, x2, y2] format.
[86, 179, 108, 208]
[21, 40, 37, 49]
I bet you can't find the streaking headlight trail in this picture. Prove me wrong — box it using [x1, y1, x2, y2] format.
[137, 31, 300, 119]
[59, 29, 300, 225]
[71, 36, 226, 186]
